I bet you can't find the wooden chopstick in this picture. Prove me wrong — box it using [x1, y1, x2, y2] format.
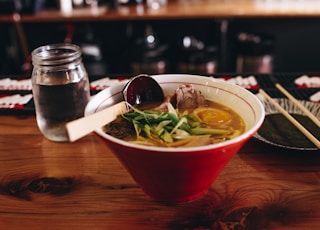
[259, 89, 320, 149]
[275, 83, 320, 128]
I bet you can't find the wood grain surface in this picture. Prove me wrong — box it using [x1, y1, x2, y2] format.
[1, 115, 320, 229]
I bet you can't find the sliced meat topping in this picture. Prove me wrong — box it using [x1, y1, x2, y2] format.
[171, 84, 207, 110]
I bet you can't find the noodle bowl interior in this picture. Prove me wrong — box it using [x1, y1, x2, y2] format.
[103, 84, 245, 148]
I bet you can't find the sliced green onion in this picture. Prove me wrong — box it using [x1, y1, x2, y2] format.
[190, 127, 229, 136]
[172, 129, 190, 139]
[160, 130, 173, 143]
[170, 116, 188, 135]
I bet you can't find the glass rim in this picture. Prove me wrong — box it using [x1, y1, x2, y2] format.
[32, 43, 82, 66]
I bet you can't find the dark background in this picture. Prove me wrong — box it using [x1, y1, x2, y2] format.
[1, 16, 320, 76]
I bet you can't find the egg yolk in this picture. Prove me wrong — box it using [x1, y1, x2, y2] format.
[193, 107, 231, 126]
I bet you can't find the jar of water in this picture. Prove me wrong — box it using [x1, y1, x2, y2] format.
[31, 43, 90, 142]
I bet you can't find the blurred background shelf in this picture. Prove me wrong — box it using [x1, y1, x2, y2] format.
[1, 0, 320, 76]
[3, 0, 320, 22]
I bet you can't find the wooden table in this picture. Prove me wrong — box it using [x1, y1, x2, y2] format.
[1, 114, 320, 229]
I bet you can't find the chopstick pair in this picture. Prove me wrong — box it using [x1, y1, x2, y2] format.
[259, 84, 320, 149]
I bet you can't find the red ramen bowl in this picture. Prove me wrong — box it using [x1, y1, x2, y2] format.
[85, 74, 265, 203]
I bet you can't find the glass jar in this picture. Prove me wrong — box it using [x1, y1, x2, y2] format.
[31, 43, 90, 142]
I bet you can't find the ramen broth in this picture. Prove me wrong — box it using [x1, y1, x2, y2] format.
[104, 99, 245, 148]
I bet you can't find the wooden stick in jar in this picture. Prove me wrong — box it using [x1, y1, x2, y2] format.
[259, 89, 320, 149]
[275, 83, 320, 128]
